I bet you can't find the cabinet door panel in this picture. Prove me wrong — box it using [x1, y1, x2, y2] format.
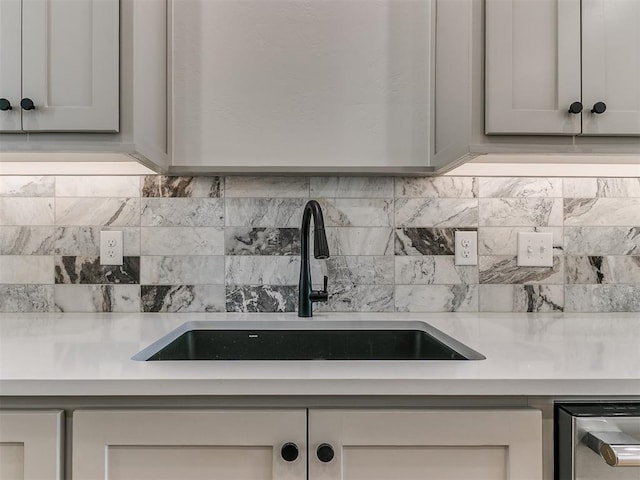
[486, 0, 581, 135]
[309, 409, 541, 480]
[21, 0, 119, 132]
[0, 0, 22, 132]
[582, 0, 640, 135]
[73, 409, 306, 480]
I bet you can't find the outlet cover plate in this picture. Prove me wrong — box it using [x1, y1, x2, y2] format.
[100, 230, 123, 266]
[454, 230, 478, 266]
[517, 232, 553, 267]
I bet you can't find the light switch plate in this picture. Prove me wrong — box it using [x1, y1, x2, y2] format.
[100, 230, 123, 266]
[454, 230, 478, 266]
[517, 232, 553, 267]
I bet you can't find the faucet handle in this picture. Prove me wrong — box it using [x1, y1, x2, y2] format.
[310, 276, 329, 303]
[323, 275, 328, 293]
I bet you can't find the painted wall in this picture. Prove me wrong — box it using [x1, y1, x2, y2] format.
[1, 175, 639, 313]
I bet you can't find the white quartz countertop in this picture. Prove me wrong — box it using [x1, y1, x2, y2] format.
[0, 312, 639, 397]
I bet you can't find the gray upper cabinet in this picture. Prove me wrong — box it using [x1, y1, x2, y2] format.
[486, 0, 640, 136]
[0, 0, 119, 133]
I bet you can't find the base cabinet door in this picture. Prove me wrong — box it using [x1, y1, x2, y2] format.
[0, 410, 63, 480]
[72, 409, 307, 480]
[308, 409, 542, 480]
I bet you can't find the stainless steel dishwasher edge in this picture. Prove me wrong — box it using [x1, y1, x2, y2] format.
[556, 403, 640, 480]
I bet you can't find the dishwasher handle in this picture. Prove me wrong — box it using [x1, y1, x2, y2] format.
[585, 431, 640, 467]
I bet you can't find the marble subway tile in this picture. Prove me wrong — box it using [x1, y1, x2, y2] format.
[318, 199, 392, 227]
[225, 198, 304, 227]
[0, 256, 54, 284]
[225, 176, 309, 197]
[141, 227, 224, 255]
[55, 176, 140, 197]
[54, 285, 140, 312]
[142, 176, 222, 198]
[54, 227, 140, 256]
[226, 285, 297, 313]
[0, 285, 53, 312]
[225, 256, 299, 285]
[395, 177, 477, 198]
[326, 228, 394, 256]
[565, 256, 640, 284]
[54, 256, 140, 284]
[310, 177, 394, 198]
[564, 227, 640, 255]
[478, 227, 563, 256]
[479, 198, 563, 227]
[395, 256, 478, 285]
[564, 198, 640, 226]
[225, 228, 299, 256]
[315, 285, 394, 312]
[563, 178, 640, 198]
[478, 285, 564, 312]
[141, 285, 225, 312]
[479, 256, 564, 284]
[0, 226, 55, 254]
[395, 285, 478, 312]
[395, 199, 478, 227]
[478, 177, 562, 198]
[0, 198, 54, 225]
[55, 198, 140, 226]
[395, 228, 474, 255]
[141, 256, 224, 285]
[311, 256, 394, 285]
[141, 198, 224, 227]
[0, 176, 54, 197]
[565, 285, 640, 312]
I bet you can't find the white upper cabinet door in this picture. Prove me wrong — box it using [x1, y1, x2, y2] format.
[485, 0, 582, 135]
[0, 0, 22, 132]
[21, 0, 119, 132]
[308, 409, 542, 480]
[582, 0, 640, 135]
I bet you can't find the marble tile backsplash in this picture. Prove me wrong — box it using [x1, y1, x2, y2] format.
[2, 175, 640, 313]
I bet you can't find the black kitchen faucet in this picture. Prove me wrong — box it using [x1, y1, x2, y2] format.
[298, 200, 330, 317]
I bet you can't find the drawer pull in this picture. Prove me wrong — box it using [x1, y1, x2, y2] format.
[585, 431, 640, 467]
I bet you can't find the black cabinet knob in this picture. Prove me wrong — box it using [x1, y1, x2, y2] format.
[317, 443, 335, 463]
[568, 102, 583, 114]
[0, 98, 12, 111]
[281, 442, 299, 462]
[591, 102, 607, 114]
[20, 98, 35, 110]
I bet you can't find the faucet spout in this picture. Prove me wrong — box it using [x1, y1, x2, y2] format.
[298, 200, 330, 317]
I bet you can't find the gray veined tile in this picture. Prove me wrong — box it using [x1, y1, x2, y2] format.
[0, 256, 54, 284]
[141, 256, 224, 285]
[55, 198, 140, 226]
[0, 285, 53, 312]
[315, 285, 394, 312]
[395, 285, 478, 312]
[141, 285, 225, 312]
[318, 199, 393, 227]
[225, 198, 304, 227]
[395, 199, 478, 227]
[564, 198, 640, 226]
[225, 176, 309, 198]
[54, 256, 140, 284]
[395, 228, 474, 255]
[225, 228, 300, 255]
[310, 256, 394, 285]
[225, 285, 297, 313]
[0, 176, 54, 197]
[326, 228, 394, 256]
[479, 198, 563, 227]
[310, 177, 394, 198]
[54, 227, 140, 256]
[478, 227, 563, 256]
[142, 176, 222, 198]
[0, 198, 54, 225]
[54, 285, 140, 312]
[395, 177, 477, 198]
[0, 226, 55, 254]
[55, 176, 140, 197]
[479, 256, 564, 284]
[563, 178, 640, 198]
[565, 285, 640, 312]
[563, 227, 640, 255]
[565, 256, 640, 284]
[141, 227, 224, 255]
[395, 256, 478, 285]
[478, 285, 564, 312]
[478, 177, 562, 198]
[225, 256, 300, 285]
[141, 198, 224, 227]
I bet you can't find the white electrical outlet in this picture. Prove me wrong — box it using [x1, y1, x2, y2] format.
[517, 232, 553, 267]
[454, 231, 477, 266]
[100, 230, 123, 266]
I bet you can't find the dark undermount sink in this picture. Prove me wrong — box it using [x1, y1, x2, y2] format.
[132, 321, 485, 361]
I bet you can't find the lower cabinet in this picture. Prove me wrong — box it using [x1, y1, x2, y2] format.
[72, 408, 542, 480]
[0, 410, 63, 480]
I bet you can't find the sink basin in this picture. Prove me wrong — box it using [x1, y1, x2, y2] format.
[132, 321, 485, 361]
